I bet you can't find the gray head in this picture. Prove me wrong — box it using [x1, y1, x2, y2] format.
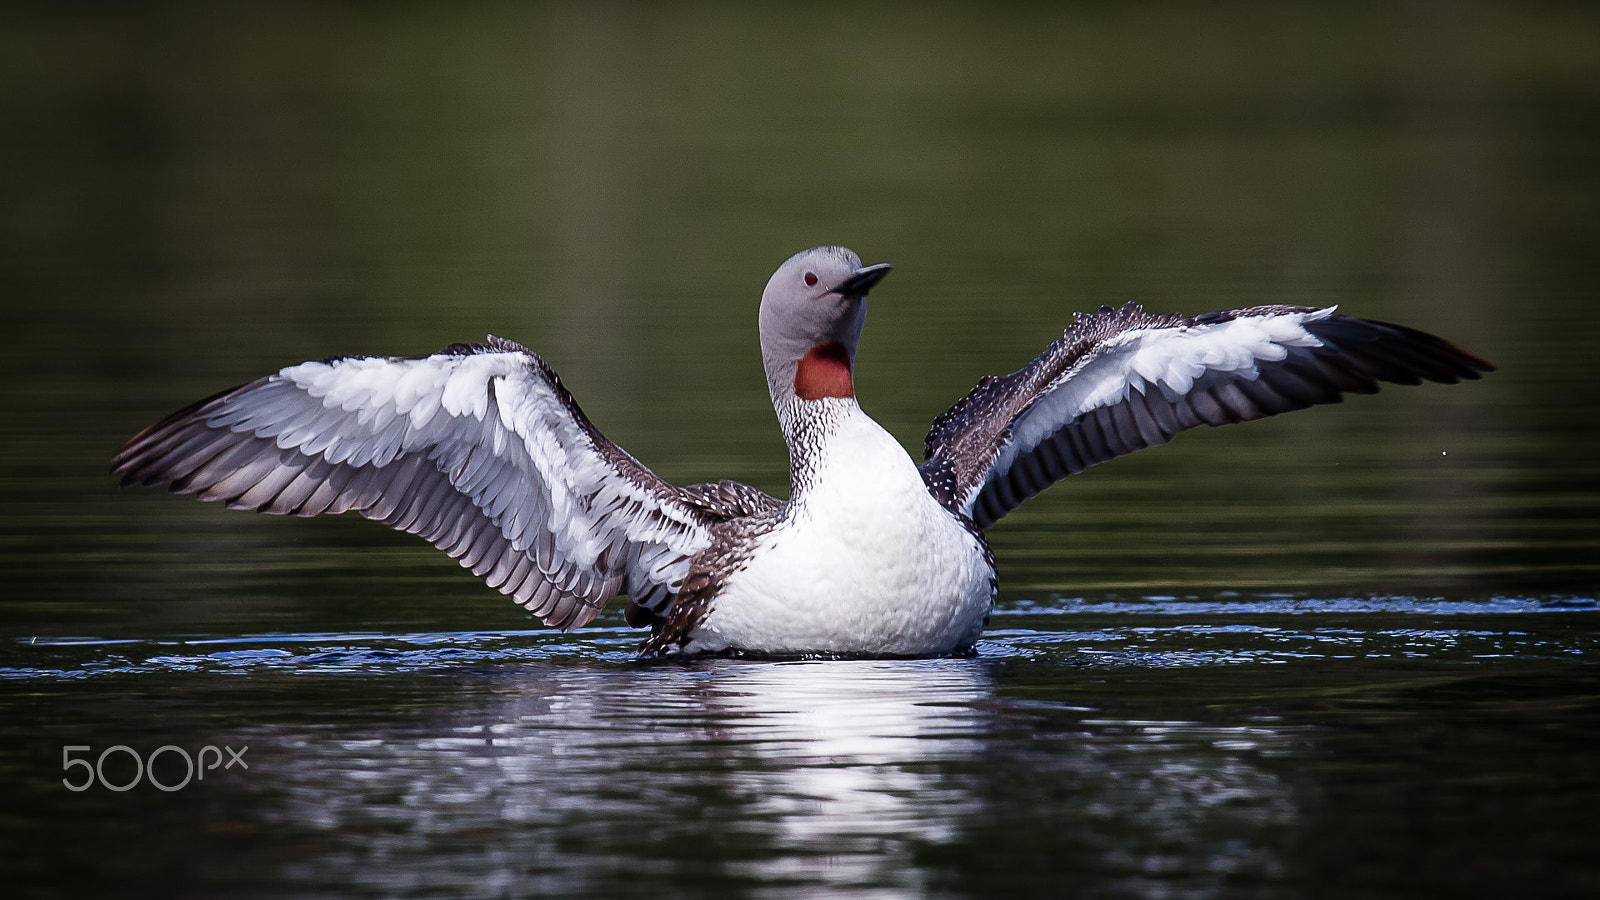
[758, 246, 892, 406]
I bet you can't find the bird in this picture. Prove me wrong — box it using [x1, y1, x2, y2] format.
[112, 246, 1492, 657]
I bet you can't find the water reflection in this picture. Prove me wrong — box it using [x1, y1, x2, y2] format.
[693, 661, 989, 892]
[207, 656, 1311, 896]
[924, 708, 1305, 896]
[6, 606, 1596, 896]
[256, 659, 992, 896]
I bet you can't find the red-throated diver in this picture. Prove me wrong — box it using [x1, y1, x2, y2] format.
[113, 246, 1492, 656]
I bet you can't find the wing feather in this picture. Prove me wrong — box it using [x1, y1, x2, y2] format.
[113, 337, 773, 629]
[921, 303, 1492, 529]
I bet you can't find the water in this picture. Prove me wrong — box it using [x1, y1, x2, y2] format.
[2, 4, 1598, 898]
[6, 603, 1597, 897]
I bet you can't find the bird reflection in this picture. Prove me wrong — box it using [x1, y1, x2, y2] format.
[243, 653, 1301, 895]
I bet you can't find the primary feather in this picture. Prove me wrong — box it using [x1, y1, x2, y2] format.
[919, 303, 1491, 528]
[112, 336, 774, 630]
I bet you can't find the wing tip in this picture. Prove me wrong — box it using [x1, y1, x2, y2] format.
[945, 304, 1493, 530]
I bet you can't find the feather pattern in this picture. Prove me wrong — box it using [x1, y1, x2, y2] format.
[920, 303, 1493, 529]
[112, 336, 775, 629]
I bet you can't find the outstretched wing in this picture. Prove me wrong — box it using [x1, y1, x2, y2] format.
[920, 303, 1493, 529]
[113, 336, 765, 629]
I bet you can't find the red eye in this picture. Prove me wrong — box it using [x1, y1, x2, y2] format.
[804, 272, 818, 287]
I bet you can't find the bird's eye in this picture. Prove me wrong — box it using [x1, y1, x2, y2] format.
[804, 272, 818, 287]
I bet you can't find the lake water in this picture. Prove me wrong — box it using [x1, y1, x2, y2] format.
[2, 4, 1597, 898]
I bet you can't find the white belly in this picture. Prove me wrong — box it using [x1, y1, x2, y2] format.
[686, 408, 994, 656]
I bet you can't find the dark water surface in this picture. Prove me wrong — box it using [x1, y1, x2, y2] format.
[2, 4, 1597, 898]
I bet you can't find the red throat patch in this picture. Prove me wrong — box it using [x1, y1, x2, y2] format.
[793, 341, 854, 400]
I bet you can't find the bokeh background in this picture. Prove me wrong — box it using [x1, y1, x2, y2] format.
[4, 1, 1595, 638]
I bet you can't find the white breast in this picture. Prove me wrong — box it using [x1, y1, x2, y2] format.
[688, 405, 994, 656]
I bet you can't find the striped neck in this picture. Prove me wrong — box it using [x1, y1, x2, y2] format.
[774, 395, 859, 498]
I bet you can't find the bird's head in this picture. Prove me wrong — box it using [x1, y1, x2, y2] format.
[758, 245, 892, 405]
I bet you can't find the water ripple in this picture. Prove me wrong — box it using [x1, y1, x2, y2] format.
[5, 593, 1594, 680]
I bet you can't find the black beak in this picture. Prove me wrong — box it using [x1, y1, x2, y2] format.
[834, 262, 892, 298]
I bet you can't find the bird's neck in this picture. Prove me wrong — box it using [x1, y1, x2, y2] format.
[792, 341, 854, 401]
[775, 394, 862, 498]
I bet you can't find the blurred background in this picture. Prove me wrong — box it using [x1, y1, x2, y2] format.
[2, 1, 1593, 638]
